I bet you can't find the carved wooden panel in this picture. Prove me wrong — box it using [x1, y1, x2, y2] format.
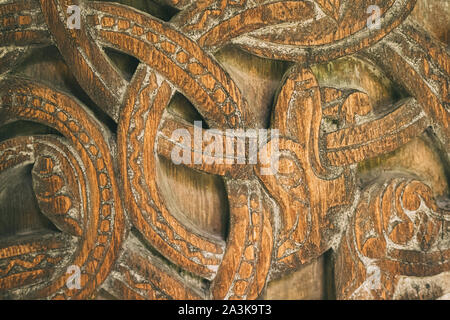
[0, 0, 448, 300]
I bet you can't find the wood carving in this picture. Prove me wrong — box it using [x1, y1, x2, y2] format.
[335, 176, 450, 299]
[0, 0, 448, 300]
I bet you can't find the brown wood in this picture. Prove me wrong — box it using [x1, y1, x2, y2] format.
[0, 0, 448, 300]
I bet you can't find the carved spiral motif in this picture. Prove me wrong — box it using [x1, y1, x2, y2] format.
[0, 79, 125, 299]
[0, 0, 448, 299]
[336, 178, 450, 299]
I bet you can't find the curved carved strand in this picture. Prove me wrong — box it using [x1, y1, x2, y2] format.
[31, 136, 87, 238]
[0, 0, 51, 75]
[39, 0, 128, 121]
[0, 135, 85, 239]
[0, 136, 75, 296]
[193, 2, 316, 49]
[157, 116, 255, 179]
[0, 47, 27, 76]
[157, 92, 429, 176]
[119, 66, 273, 300]
[0, 135, 34, 172]
[260, 66, 444, 276]
[93, 2, 277, 296]
[256, 66, 354, 274]
[87, 1, 250, 129]
[0, 233, 72, 295]
[234, 0, 416, 63]
[0, 0, 446, 301]
[212, 180, 273, 300]
[365, 19, 450, 153]
[335, 176, 450, 300]
[119, 64, 225, 280]
[102, 235, 203, 300]
[0, 77, 125, 299]
[321, 89, 374, 127]
[324, 98, 430, 166]
[0, 0, 127, 119]
[0, 0, 50, 47]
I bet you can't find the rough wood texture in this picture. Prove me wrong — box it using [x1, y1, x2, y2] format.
[0, 0, 448, 300]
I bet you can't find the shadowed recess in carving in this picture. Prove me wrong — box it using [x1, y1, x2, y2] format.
[0, 164, 59, 239]
[166, 92, 210, 128]
[157, 155, 230, 241]
[215, 45, 293, 129]
[104, 47, 140, 81]
[0, 121, 61, 144]
[12, 45, 118, 134]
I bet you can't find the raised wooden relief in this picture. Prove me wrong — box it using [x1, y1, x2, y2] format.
[0, 0, 448, 300]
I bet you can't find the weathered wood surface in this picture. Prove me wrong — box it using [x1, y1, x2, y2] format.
[0, 0, 448, 300]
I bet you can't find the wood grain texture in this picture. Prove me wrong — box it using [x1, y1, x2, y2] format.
[0, 0, 448, 300]
[0, 78, 125, 299]
[335, 176, 450, 299]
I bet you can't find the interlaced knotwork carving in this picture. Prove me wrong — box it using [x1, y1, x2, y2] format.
[0, 0, 448, 300]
